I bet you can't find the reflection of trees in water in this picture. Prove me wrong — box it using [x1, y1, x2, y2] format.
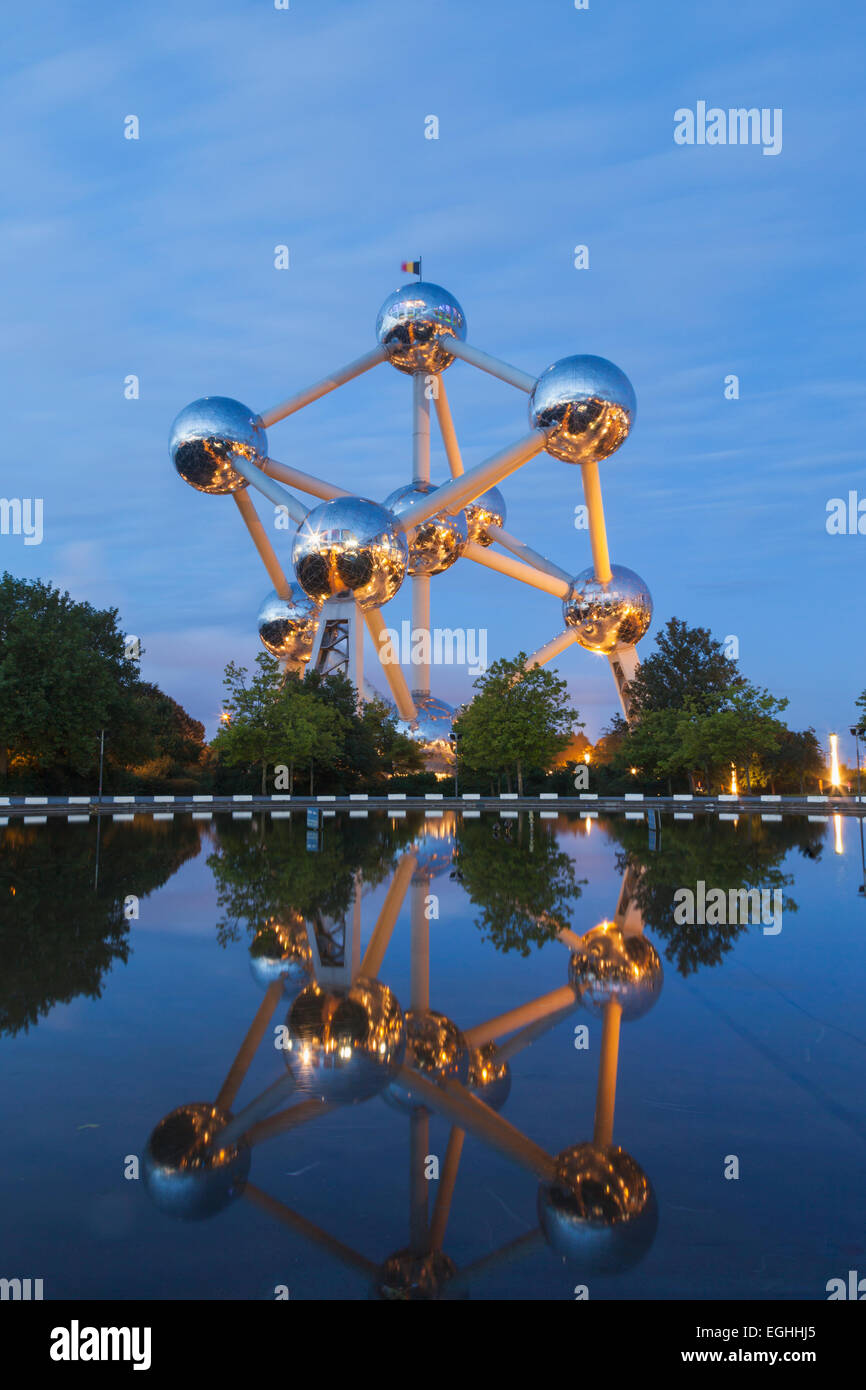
[207, 815, 420, 948]
[607, 815, 825, 976]
[454, 815, 585, 956]
[0, 818, 202, 1035]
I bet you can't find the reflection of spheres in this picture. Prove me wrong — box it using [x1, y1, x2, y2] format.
[529, 355, 635, 465]
[538, 1142, 658, 1271]
[382, 482, 467, 576]
[377, 1249, 457, 1301]
[464, 486, 506, 546]
[292, 497, 408, 612]
[142, 1103, 250, 1220]
[562, 565, 652, 654]
[410, 827, 457, 880]
[169, 396, 267, 495]
[376, 281, 466, 375]
[467, 1043, 511, 1111]
[569, 923, 663, 1021]
[384, 1010, 470, 1113]
[256, 586, 320, 662]
[283, 976, 405, 1104]
[249, 915, 313, 996]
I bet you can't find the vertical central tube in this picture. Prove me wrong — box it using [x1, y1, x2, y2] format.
[593, 999, 622, 1148]
[409, 873, 431, 1252]
[411, 374, 432, 698]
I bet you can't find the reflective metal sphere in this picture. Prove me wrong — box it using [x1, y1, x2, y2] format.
[467, 1043, 511, 1112]
[464, 486, 506, 546]
[562, 564, 652, 654]
[292, 497, 408, 612]
[256, 585, 320, 662]
[538, 1142, 658, 1270]
[377, 1249, 457, 1301]
[283, 976, 405, 1104]
[382, 482, 467, 576]
[169, 396, 267, 495]
[376, 281, 466, 375]
[396, 695, 455, 773]
[384, 1010, 470, 1113]
[410, 829, 457, 880]
[249, 915, 313, 995]
[529, 355, 635, 465]
[142, 1102, 251, 1220]
[569, 923, 663, 1021]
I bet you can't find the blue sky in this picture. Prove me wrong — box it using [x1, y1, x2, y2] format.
[2, 0, 864, 745]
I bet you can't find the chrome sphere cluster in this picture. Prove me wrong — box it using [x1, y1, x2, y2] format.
[384, 1010, 470, 1113]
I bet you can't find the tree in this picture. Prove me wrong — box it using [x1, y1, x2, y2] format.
[213, 656, 344, 794]
[0, 572, 141, 782]
[627, 617, 742, 715]
[453, 654, 579, 796]
[763, 728, 824, 795]
[855, 691, 866, 738]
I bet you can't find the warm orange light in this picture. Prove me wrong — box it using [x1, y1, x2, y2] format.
[834, 812, 843, 855]
[583, 752, 590, 764]
[730, 765, 738, 796]
[829, 733, 841, 787]
[630, 767, 638, 776]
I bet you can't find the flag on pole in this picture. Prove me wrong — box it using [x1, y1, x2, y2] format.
[401, 259, 422, 276]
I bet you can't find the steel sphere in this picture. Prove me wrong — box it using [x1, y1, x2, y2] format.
[382, 481, 468, 576]
[377, 1249, 457, 1301]
[569, 923, 663, 1021]
[283, 976, 405, 1104]
[256, 585, 320, 662]
[292, 497, 408, 611]
[464, 486, 506, 546]
[467, 1043, 512, 1112]
[169, 396, 267, 495]
[376, 281, 466, 375]
[396, 694, 455, 761]
[248, 915, 313, 995]
[410, 829, 457, 880]
[383, 1010, 470, 1113]
[529, 355, 635, 465]
[562, 564, 652, 654]
[537, 1142, 658, 1270]
[142, 1102, 251, 1220]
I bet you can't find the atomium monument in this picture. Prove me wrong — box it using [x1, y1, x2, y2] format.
[169, 276, 652, 764]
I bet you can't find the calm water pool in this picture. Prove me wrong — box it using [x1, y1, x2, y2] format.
[1, 810, 864, 1301]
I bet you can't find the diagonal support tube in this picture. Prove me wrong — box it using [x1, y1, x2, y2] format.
[362, 607, 417, 720]
[233, 491, 292, 598]
[524, 627, 580, 670]
[432, 376, 464, 477]
[257, 345, 388, 428]
[263, 458, 350, 502]
[580, 459, 612, 584]
[486, 525, 573, 585]
[463, 540, 570, 598]
[231, 456, 309, 524]
[443, 336, 536, 393]
[395, 432, 547, 532]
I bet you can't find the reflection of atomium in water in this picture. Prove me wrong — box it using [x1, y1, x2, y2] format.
[569, 923, 663, 1021]
[537, 1142, 658, 1271]
[169, 275, 651, 739]
[283, 976, 406, 1104]
[142, 1102, 251, 1220]
[249, 915, 313, 996]
[384, 1010, 470, 1113]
